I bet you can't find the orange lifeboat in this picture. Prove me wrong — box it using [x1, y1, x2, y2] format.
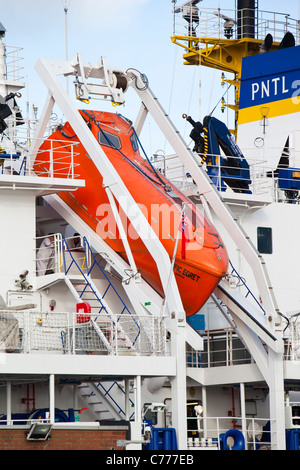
[35, 110, 228, 316]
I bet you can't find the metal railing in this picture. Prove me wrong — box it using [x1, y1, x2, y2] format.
[0, 310, 166, 356]
[172, 6, 300, 45]
[96, 381, 135, 420]
[4, 45, 24, 82]
[32, 139, 80, 179]
[187, 415, 273, 450]
[34, 233, 144, 349]
[186, 322, 300, 368]
[153, 149, 300, 203]
[186, 328, 252, 368]
[284, 314, 300, 361]
[0, 132, 80, 179]
[0, 416, 51, 427]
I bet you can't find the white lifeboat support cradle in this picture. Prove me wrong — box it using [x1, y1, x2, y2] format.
[29, 54, 285, 449]
[30, 55, 189, 450]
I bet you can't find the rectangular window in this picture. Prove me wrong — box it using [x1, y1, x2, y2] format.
[98, 130, 121, 150]
[130, 132, 139, 152]
[257, 227, 272, 254]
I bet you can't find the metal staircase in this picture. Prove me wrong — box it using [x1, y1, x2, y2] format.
[76, 381, 133, 421]
[62, 235, 141, 355]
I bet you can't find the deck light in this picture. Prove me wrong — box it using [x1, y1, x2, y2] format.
[27, 422, 52, 441]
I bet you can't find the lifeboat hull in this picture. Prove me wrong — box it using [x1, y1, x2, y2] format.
[35, 110, 228, 316]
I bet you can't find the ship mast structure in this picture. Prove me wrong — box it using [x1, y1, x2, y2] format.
[171, 0, 300, 134]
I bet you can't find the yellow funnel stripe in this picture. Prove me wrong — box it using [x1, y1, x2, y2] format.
[238, 96, 300, 125]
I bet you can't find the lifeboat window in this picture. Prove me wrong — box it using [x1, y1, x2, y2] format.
[130, 133, 139, 151]
[257, 227, 272, 254]
[98, 130, 122, 150]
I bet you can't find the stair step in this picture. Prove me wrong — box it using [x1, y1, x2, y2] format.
[65, 269, 136, 353]
[77, 382, 126, 421]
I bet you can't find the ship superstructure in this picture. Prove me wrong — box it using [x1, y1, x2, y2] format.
[0, 0, 300, 452]
[168, 0, 300, 450]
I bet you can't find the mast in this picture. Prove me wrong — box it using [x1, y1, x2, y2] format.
[63, 0, 71, 93]
[171, 0, 299, 135]
[0, 22, 6, 97]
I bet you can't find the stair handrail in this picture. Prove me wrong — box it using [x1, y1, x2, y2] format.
[82, 236, 141, 345]
[61, 234, 109, 315]
[228, 259, 266, 314]
[61, 234, 141, 347]
[96, 381, 135, 420]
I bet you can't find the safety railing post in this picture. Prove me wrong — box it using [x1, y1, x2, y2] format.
[71, 144, 74, 179]
[26, 310, 30, 354]
[114, 320, 117, 355]
[72, 312, 76, 354]
[50, 139, 53, 177]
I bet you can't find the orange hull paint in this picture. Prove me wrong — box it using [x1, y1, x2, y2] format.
[35, 110, 228, 316]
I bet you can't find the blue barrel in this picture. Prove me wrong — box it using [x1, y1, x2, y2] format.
[147, 428, 177, 450]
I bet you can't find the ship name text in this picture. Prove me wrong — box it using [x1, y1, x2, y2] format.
[251, 75, 300, 104]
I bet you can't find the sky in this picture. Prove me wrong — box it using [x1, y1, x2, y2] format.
[1, 0, 300, 156]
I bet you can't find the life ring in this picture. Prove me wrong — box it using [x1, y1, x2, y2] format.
[224, 429, 245, 450]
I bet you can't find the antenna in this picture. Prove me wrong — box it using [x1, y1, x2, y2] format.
[62, 0, 71, 93]
[63, 0, 71, 61]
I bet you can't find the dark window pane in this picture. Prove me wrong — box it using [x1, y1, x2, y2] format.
[98, 130, 121, 150]
[257, 227, 272, 254]
[130, 132, 139, 151]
